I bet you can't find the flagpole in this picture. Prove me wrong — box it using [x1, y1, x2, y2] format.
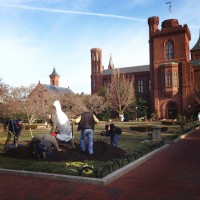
[166, 1, 172, 19]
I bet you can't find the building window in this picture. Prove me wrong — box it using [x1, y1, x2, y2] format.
[148, 80, 151, 91]
[161, 70, 165, 86]
[38, 91, 43, 98]
[173, 71, 178, 86]
[93, 80, 95, 88]
[165, 40, 174, 60]
[166, 70, 172, 86]
[108, 83, 112, 92]
[93, 53, 95, 61]
[138, 80, 143, 93]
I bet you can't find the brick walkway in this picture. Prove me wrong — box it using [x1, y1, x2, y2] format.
[1, 128, 200, 200]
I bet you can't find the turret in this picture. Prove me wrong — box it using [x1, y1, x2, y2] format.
[91, 48, 103, 94]
[49, 67, 60, 86]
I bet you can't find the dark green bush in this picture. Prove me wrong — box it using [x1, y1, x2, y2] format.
[161, 119, 176, 125]
[130, 126, 151, 132]
[25, 125, 38, 130]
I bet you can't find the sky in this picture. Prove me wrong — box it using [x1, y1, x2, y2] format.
[0, 0, 200, 94]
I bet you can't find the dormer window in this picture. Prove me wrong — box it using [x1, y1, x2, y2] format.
[165, 40, 174, 60]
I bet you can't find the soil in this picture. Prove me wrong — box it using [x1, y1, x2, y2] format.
[1, 140, 126, 162]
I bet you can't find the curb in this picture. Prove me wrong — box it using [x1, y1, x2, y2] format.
[0, 127, 197, 185]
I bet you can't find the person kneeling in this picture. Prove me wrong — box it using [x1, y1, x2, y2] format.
[105, 124, 122, 147]
[37, 134, 61, 158]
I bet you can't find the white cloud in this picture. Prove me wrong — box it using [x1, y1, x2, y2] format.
[0, 2, 146, 22]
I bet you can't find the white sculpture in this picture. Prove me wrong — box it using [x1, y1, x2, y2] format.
[53, 100, 72, 142]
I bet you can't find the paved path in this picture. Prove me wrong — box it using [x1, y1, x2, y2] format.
[1, 128, 200, 200]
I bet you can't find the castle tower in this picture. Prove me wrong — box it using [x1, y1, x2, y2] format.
[91, 48, 103, 94]
[49, 67, 60, 86]
[148, 16, 192, 119]
[148, 16, 159, 113]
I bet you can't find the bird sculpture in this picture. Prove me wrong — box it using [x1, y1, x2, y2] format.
[53, 100, 72, 142]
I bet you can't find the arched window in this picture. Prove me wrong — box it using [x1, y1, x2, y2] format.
[165, 40, 174, 60]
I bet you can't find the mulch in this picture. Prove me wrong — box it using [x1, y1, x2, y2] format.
[1, 140, 126, 162]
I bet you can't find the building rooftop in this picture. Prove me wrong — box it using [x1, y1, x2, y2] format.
[190, 59, 200, 66]
[42, 84, 74, 94]
[102, 65, 150, 75]
[49, 68, 60, 77]
[191, 33, 200, 50]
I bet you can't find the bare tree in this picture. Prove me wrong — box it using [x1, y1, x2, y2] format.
[60, 93, 106, 118]
[9, 85, 37, 123]
[0, 78, 11, 119]
[0, 78, 9, 102]
[82, 94, 106, 114]
[9, 85, 59, 123]
[60, 94, 85, 118]
[104, 69, 135, 115]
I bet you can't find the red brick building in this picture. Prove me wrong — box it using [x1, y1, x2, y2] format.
[31, 68, 74, 100]
[91, 16, 200, 119]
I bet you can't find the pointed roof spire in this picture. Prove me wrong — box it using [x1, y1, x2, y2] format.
[191, 30, 200, 50]
[108, 54, 114, 69]
[49, 67, 60, 77]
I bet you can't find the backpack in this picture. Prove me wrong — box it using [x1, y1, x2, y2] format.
[115, 127, 122, 135]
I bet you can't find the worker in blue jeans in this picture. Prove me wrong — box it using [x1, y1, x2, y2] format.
[74, 109, 99, 155]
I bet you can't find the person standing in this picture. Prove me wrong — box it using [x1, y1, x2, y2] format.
[4, 118, 23, 150]
[74, 109, 99, 155]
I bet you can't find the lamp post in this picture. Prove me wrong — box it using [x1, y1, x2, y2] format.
[188, 105, 191, 120]
[136, 106, 138, 121]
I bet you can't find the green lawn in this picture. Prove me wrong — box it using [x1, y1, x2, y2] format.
[0, 121, 197, 178]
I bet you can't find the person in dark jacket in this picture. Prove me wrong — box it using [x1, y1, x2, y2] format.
[74, 109, 99, 155]
[4, 118, 23, 150]
[105, 123, 122, 146]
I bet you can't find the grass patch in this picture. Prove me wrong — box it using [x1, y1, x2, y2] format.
[0, 121, 197, 178]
